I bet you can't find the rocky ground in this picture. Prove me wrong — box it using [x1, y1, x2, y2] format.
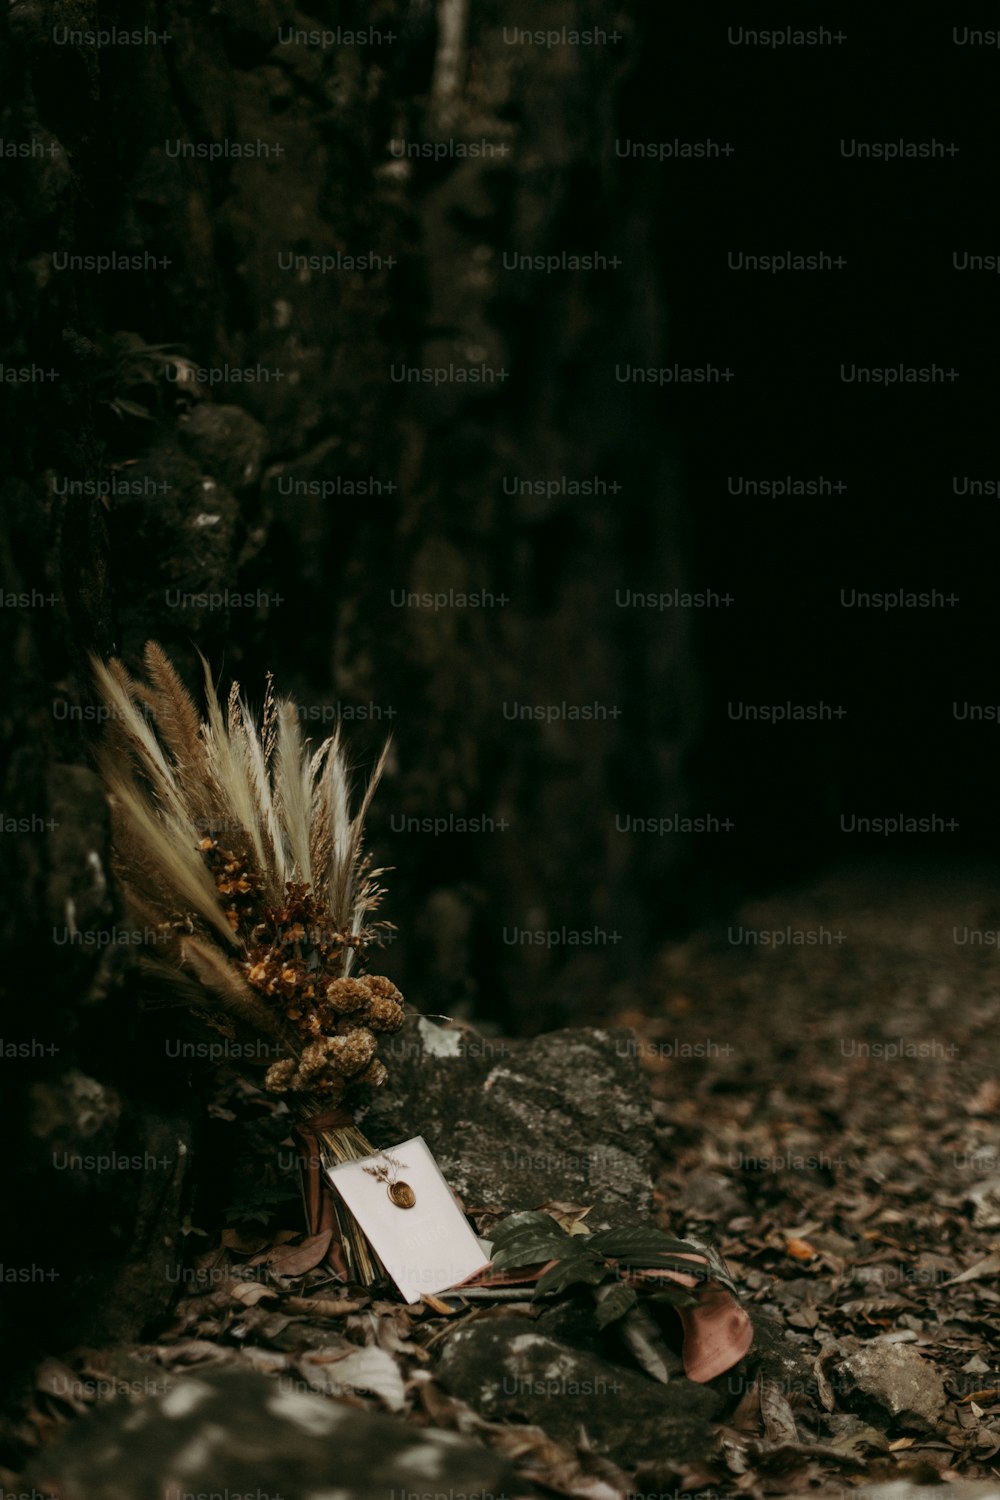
[6, 859, 1000, 1500]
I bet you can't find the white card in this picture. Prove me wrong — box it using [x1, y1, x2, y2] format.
[325, 1136, 491, 1303]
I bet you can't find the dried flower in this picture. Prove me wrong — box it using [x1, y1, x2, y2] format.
[365, 975, 403, 1002]
[324, 977, 374, 1015]
[93, 643, 411, 1288]
[264, 1057, 298, 1092]
[356, 1058, 389, 1089]
[328, 1029, 378, 1077]
[92, 642, 403, 1103]
[364, 991, 406, 1034]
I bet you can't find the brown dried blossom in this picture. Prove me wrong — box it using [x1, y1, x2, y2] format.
[356, 1058, 389, 1089]
[93, 642, 404, 1108]
[324, 977, 373, 1015]
[263, 1029, 378, 1097]
[363, 991, 406, 1034]
[264, 1057, 298, 1093]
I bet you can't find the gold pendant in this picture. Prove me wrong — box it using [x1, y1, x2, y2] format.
[388, 1181, 415, 1209]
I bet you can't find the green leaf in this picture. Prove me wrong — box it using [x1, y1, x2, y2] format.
[589, 1226, 702, 1259]
[490, 1211, 572, 1270]
[491, 1210, 568, 1246]
[618, 1255, 709, 1281]
[594, 1282, 638, 1328]
[534, 1251, 608, 1298]
[490, 1241, 562, 1271]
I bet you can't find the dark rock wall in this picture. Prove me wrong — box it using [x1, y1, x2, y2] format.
[1, 0, 692, 1381]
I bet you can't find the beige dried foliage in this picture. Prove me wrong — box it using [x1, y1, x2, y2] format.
[92, 643, 400, 1100]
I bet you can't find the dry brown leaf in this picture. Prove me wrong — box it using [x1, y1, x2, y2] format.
[748, 1438, 869, 1470]
[417, 1376, 465, 1427]
[413, 1371, 628, 1500]
[485, 1417, 630, 1499]
[965, 1079, 1000, 1116]
[812, 1353, 836, 1413]
[761, 1380, 798, 1444]
[229, 1280, 277, 1306]
[261, 1229, 333, 1277]
[140, 1340, 230, 1366]
[246, 1229, 299, 1264]
[220, 1227, 271, 1255]
[238, 1347, 291, 1375]
[284, 1295, 357, 1318]
[536, 1201, 595, 1236]
[297, 1346, 407, 1411]
[34, 1361, 91, 1414]
[731, 1375, 763, 1434]
[946, 1251, 1000, 1285]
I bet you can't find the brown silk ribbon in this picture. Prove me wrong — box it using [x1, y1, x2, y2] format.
[292, 1105, 356, 1278]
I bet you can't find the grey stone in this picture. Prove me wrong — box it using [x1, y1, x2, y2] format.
[724, 1310, 817, 1404]
[535, 1296, 612, 1356]
[833, 1343, 947, 1431]
[436, 1315, 721, 1472]
[362, 1017, 656, 1227]
[23, 1368, 515, 1500]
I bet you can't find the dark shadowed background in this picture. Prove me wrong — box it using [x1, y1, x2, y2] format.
[1, 0, 995, 1409]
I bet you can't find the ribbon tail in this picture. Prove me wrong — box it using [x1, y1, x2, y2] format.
[292, 1118, 351, 1278]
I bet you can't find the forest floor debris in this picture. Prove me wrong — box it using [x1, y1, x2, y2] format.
[6, 862, 1000, 1499]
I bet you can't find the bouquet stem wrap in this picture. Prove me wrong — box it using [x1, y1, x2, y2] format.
[294, 1105, 385, 1284]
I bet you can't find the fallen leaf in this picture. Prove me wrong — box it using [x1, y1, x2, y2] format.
[140, 1340, 229, 1367]
[221, 1227, 270, 1255]
[965, 1079, 1000, 1116]
[731, 1375, 763, 1434]
[261, 1229, 333, 1277]
[34, 1361, 91, 1414]
[284, 1295, 357, 1318]
[537, 1201, 595, 1236]
[761, 1380, 798, 1443]
[237, 1347, 290, 1375]
[229, 1280, 276, 1306]
[298, 1346, 407, 1412]
[945, 1251, 1000, 1285]
[246, 1229, 299, 1264]
[748, 1438, 869, 1470]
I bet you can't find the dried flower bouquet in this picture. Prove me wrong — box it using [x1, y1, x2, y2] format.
[93, 642, 401, 1282]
